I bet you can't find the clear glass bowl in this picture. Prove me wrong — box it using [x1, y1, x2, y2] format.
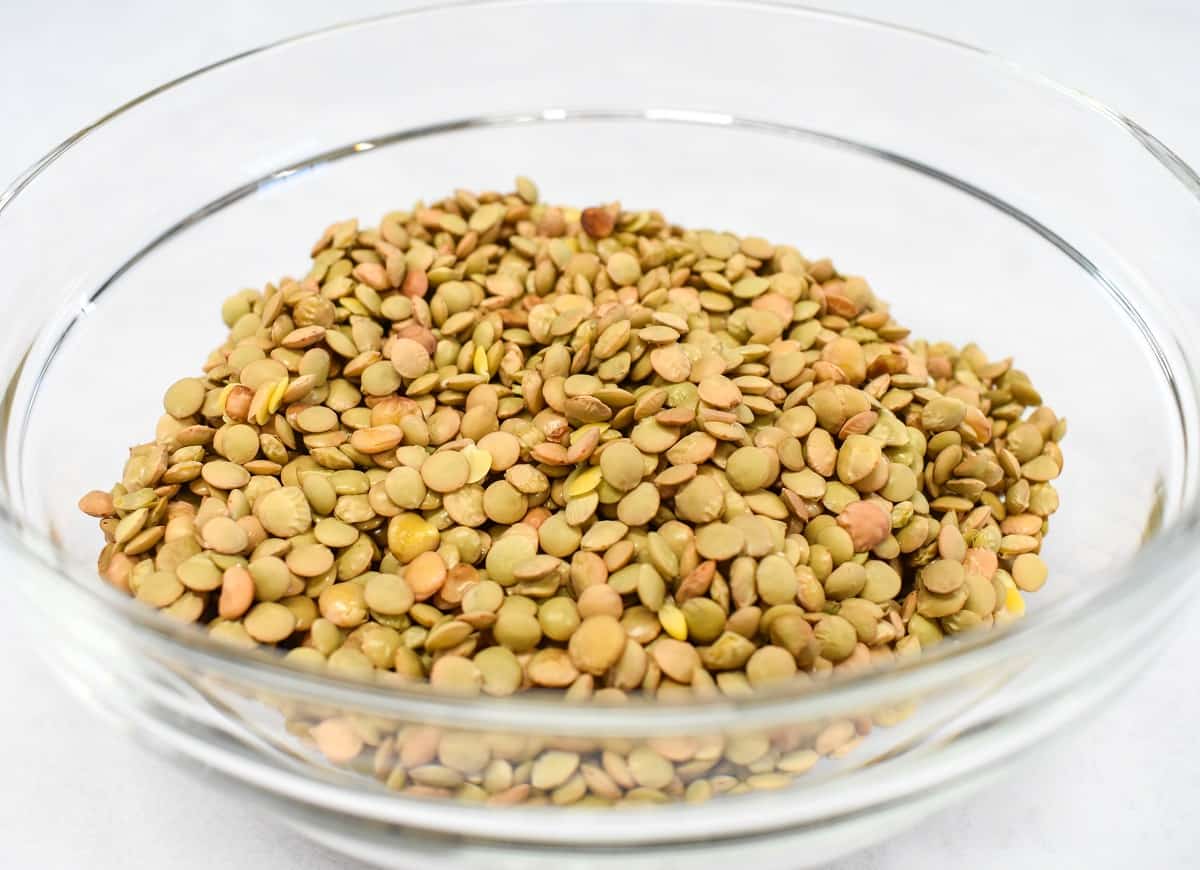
[2, 2, 1199, 867]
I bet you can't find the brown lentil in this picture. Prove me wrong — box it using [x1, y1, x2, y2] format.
[83, 180, 1065, 808]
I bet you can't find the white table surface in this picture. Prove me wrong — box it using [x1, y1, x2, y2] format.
[2, 2, 1198, 867]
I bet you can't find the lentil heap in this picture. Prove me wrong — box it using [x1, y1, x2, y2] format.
[81, 178, 1064, 697]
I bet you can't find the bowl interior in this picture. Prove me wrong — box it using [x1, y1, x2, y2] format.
[20, 114, 1182, 613]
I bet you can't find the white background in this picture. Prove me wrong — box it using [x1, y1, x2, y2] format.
[2, 1, 1198, 868]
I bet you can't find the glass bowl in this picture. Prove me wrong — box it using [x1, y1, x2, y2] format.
[2, 2, 1199, 867]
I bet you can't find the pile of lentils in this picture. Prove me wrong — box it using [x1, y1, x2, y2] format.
[80, 178, 1064, 700]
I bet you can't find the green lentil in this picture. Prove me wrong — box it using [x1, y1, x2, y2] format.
[83, 179, 1066, 809]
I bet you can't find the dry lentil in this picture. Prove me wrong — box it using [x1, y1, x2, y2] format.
[83, 179, 1066, 806]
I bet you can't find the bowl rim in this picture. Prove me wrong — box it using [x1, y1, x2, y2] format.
[4, 0, 1200, 732]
